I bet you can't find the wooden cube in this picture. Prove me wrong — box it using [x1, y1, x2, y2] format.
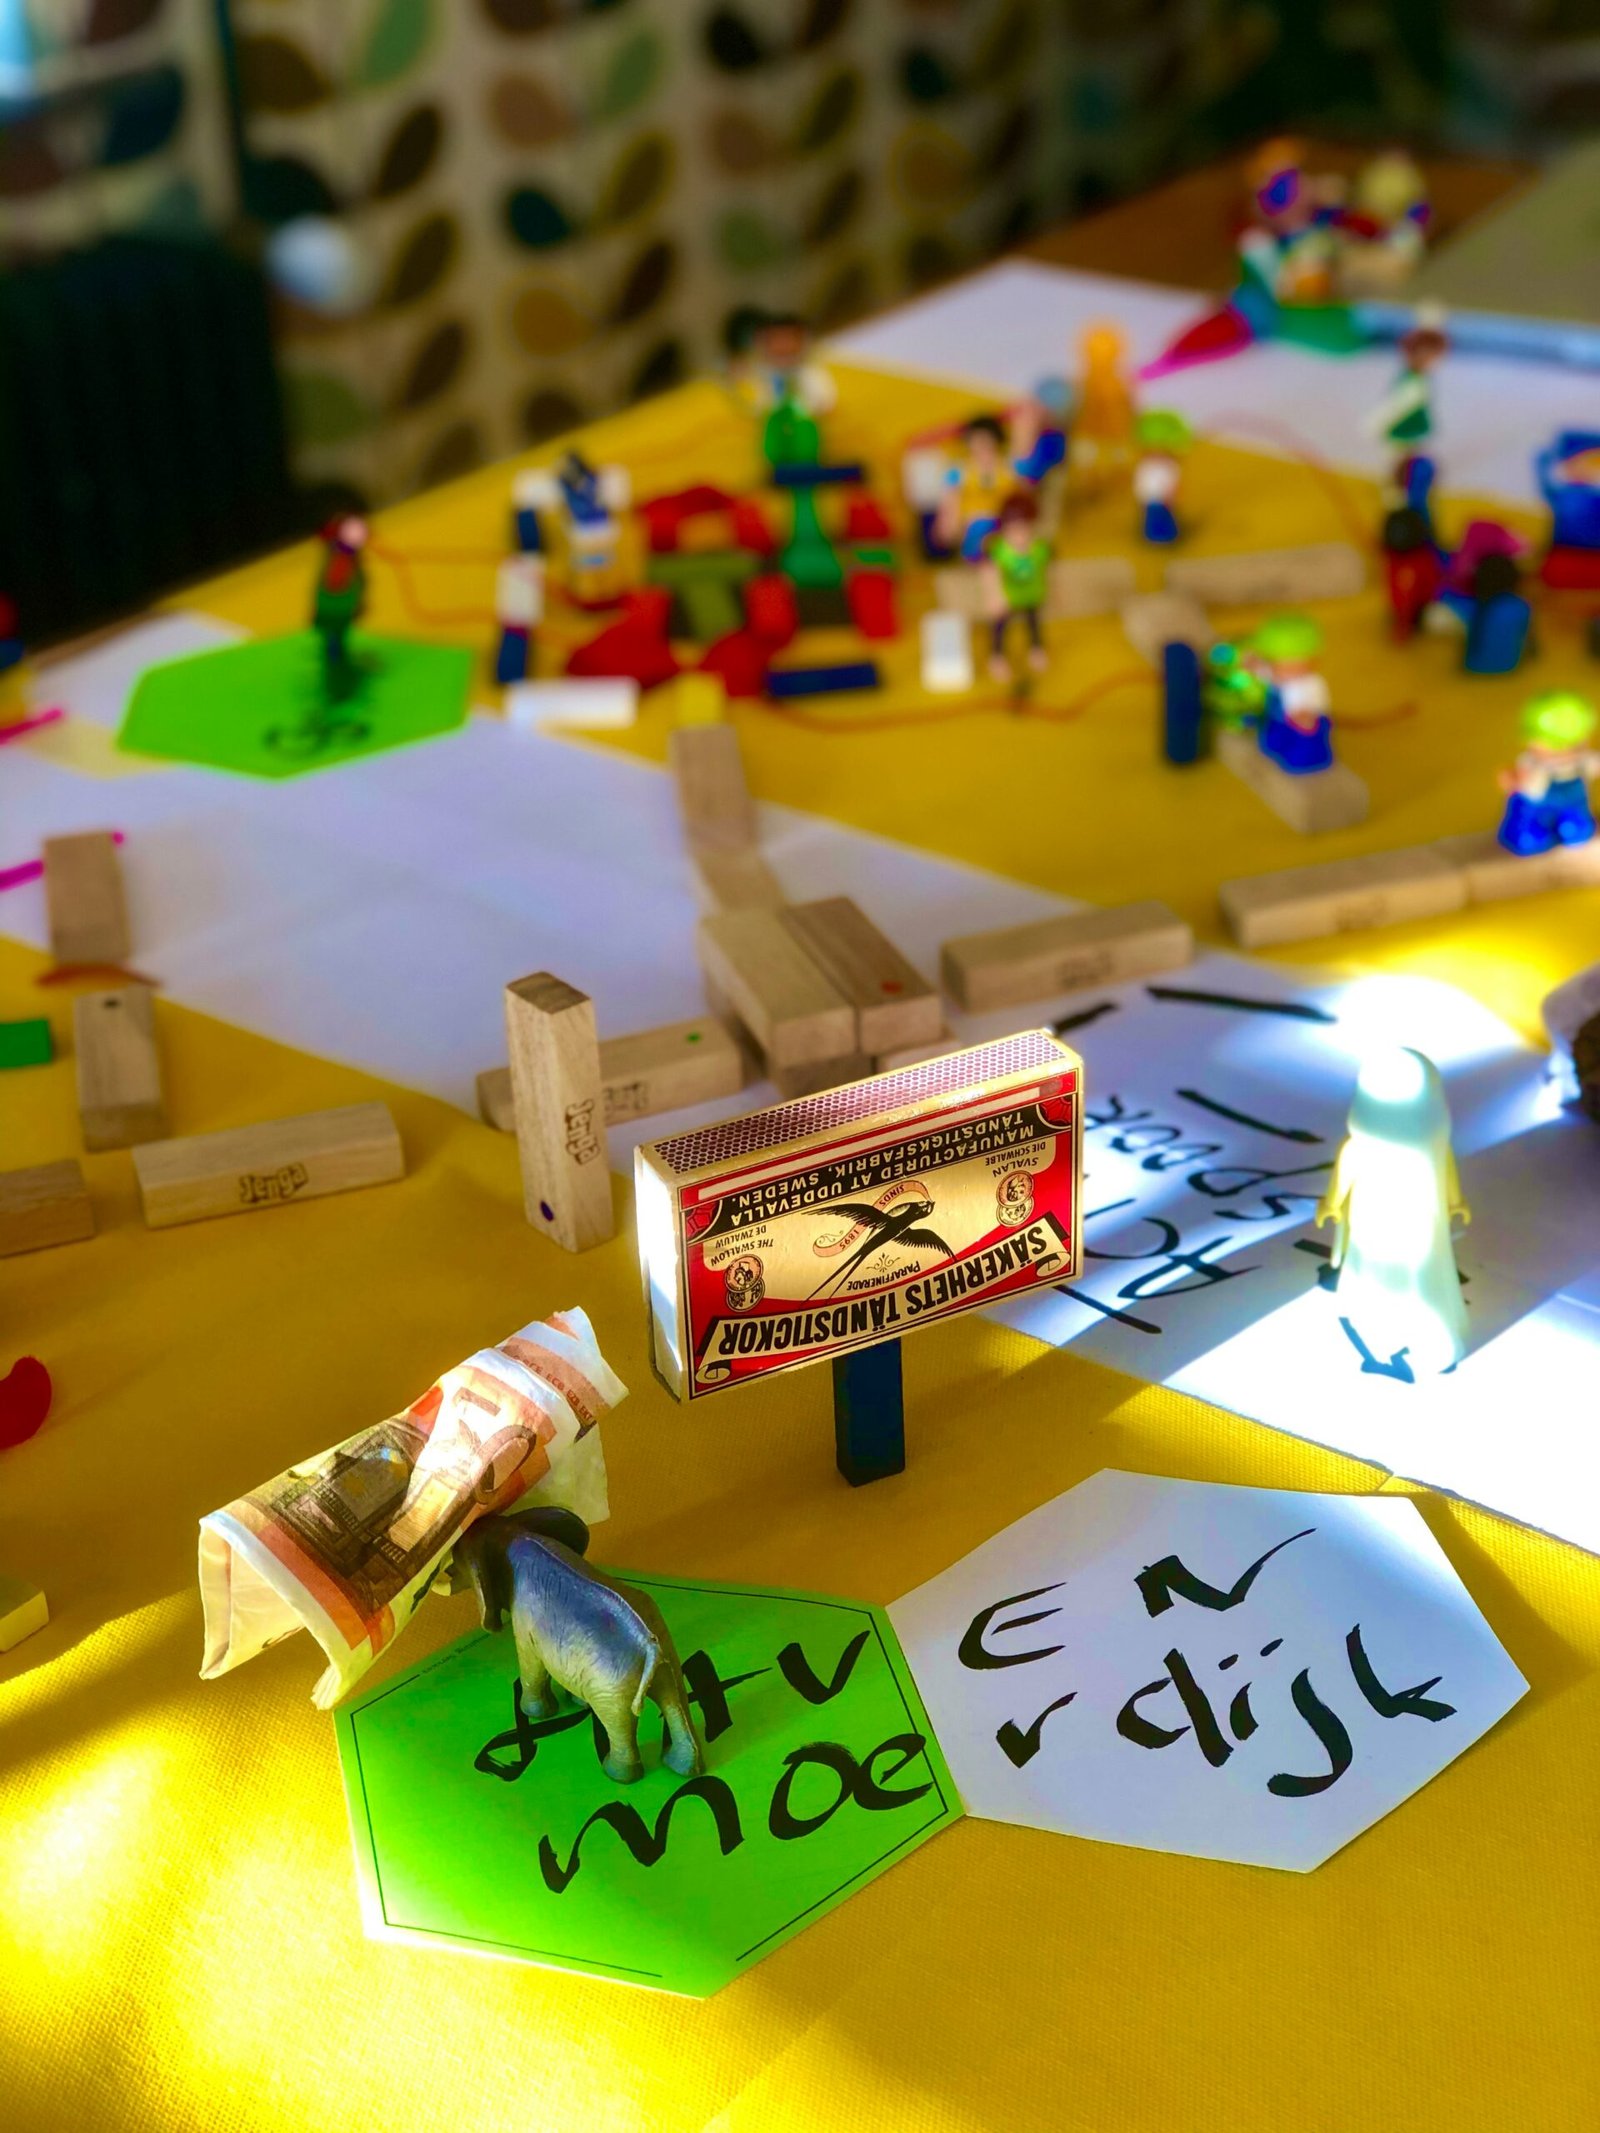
[42, 830, 129, 967]
[0, 1160, 94, 1257]
[781, 898, 942, 1054]
[132, 1104, 403, 1230]
[941, 901, 1193, 1012]
[1045, 555, 1137, 619]
[1121, 592, 1212, 664]
[697, 909, 854, 1069]
[1433, 830, 1600, 904]
[73, 984, 166, 1150]
[504, 976, 613, 1252]
[1215, 729, 1369, 834]
[1219, 848, 1465, 948]
[1164, 542, 1366, 606]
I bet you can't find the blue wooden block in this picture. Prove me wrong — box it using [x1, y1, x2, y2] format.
[1162, 641, 1205, 764]
[833, 1340, 904, 1486]
[768, 660, 881, 699]
[772, 463, 866, 488]
[1464, 595, 1532, 676]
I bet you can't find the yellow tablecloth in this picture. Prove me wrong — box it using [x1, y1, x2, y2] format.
[4, 365, 1597, 2133]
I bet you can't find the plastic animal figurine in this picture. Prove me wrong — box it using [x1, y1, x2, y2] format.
[1496, 690, 1600, 855]
[453, 1507, 703, 1786]
[1317, 1047, 1471, 1376]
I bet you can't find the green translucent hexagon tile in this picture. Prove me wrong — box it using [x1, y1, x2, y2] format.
[335, 1575, 961, 1997]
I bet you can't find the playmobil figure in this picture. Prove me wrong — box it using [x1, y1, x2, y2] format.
[1247, 612, 1332, 773]
[1496, 690, 1600, 856]
[1317, 1047, 1471, 1376]
[1366, 308, 1448, 468]
[312, 516, 368, 700]
[1072, 323, 1136, 478]
[453, 1507, 703, 1786]
[980, 491, 1051, 679]
[1383, 509, 1445, 642]
[1133, 410, 1193, 543]
[935, 415, 1011, 561]
[731, 310, 836, 421]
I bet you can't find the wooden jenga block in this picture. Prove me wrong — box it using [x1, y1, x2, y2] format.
[1219, 848, 1465, 949]
[1164, 541, 1365, 606]
[0, 1573, 48, 1654]
[600, 1015, 747, 1123]
[781, 898, 943, 1054]
[697, 909, 855, 1069]
[691, 848, 786, 910]
[941, 902, 1193, 1012]
[0, 1160, 94, 1257]
[932, 566, 986, 620]
[1215, 728, 1369, 834]
[131, 1104, 403, 1230]
[73, 984, 166, 1151]
[670, 723, 756, 853]
[477, 1067, 516, 1133]
[770, 1053, 875, 1099]
[42, 831, 129, 966]
[1433, 830, 1600, 904]
[671, 673, 727, 726]
[1121, 592, 1212, 664]
[874, 1030, 964, 1073]
[1045, 555, 1137, 619]
[504, 974, 613, 1252]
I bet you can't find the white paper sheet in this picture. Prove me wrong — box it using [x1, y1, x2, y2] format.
[828, 259, 1593, 509]
[1, 616, 1080, 1161]
[986, 953, 1600, 1556]
[889, 1470, 1528, 1871]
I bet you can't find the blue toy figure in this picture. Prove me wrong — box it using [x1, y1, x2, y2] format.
[1317, 1047, 1471, 1376]
[1496, 690, 1600, 854]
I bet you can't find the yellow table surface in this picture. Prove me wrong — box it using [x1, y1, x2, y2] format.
[4, 364, 1598, 2133]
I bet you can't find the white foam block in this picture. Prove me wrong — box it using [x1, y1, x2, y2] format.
[505, 678, 639, 731]
[920, 610, 974, 693]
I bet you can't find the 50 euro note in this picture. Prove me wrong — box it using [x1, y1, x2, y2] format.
[199, 1308, 624, 1708]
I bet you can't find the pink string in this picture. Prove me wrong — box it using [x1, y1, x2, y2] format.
[0, 828, 125, 894]
[0, 705, 65, 745]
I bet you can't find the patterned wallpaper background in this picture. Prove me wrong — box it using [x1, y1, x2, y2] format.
[4, 1, 1597, 508]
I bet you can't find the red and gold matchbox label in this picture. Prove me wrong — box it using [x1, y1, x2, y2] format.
[659, 1056, 1080, 1397]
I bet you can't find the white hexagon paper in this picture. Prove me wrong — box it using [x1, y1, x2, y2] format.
[889, 1472, 1528, 1871]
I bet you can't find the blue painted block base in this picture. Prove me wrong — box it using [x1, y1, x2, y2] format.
[833, 1340, 905, 1486]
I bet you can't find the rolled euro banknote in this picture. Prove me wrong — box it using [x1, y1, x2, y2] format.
[198, 1308, 624, 1707]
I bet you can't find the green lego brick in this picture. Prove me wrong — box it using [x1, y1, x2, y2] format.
[678, 575, 745, 643]
[0, 1018, 52, 1070]
[645, 550, 760, 590]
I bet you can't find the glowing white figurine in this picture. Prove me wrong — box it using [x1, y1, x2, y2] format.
[1316, 1047, 1472, 1374]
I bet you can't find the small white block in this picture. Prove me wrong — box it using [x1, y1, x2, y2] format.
[513, 467, 559, 509]
[920, 610, 974, 692]
[902, 448, 949, 511]
[506, 679, 640, 732]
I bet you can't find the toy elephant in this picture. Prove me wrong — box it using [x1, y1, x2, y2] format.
[453, 1508, 703, 1786]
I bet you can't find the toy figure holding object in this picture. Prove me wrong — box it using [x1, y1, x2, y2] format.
[1366, 309, 1448, 471]
[312, 516, 368, 702]
[1496, 691, 1600, 856]
[1247, 612, 1333, 773]
[453, 1507, 703, 1785]
[980, 491, 1050, 680]
[1317, 1048, 1471, 1376]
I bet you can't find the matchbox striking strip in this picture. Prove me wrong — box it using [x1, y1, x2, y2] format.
[635, 1031, 1083, 1399]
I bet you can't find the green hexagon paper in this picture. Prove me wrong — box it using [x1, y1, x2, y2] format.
[118, 630, 473, 779]
[335, 1575, 961, 1997]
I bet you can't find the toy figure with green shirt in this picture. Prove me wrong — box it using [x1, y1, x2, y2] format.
[980, 491, 1051, 681]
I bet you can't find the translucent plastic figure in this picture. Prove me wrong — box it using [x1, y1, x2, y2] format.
[1317, 1047, 1471, 1376]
